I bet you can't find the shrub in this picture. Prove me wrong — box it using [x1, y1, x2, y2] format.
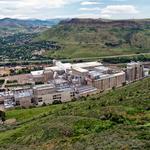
[71, 98, 77, 102]
[0, 111, 6, 122]
[52, 100, 62, 105]
[42, 102, 47, 107]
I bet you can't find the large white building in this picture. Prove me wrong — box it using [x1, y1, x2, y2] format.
[33, 83, 75, 105]
[0, 61, 146, 109]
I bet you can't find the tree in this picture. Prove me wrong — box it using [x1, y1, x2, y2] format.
[52, 100, 62, 105]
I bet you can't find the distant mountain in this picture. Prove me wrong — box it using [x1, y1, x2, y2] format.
[37, 18, 150, 58]
[61, 18, 150, 26]
[0, 18, 62, 36]
[0, 18, 61, 27]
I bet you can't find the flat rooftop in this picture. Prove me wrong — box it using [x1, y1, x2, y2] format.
[94, 66, 110, 72]
[31, 70, 44, 76]
[93, 71, 125, 80]
[51, 78, 69, 85]
[33, 84, 56, 90]
[127, 62, 142, 67]
[78, 86, 98, 94]
[72, 67, 88, 73]
[72, 61, 102, 68]
[14, 91, 32, 99]
[89, 71, 105, 77]
[45, 66, 63, 72]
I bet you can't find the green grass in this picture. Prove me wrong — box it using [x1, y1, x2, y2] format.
[0, 78, 150, 150]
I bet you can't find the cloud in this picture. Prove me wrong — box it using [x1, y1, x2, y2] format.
[79, 7, 101, 11]
[0, 0, 78, 19]
[101, 5, 139, 15]
[76, 13, 111, 19]
[0, 0, 144, 19]
[80, 1, 102, 5]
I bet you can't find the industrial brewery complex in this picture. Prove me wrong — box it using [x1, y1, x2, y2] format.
[0, 60, 149, 110]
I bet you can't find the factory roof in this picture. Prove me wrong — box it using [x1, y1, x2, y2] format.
[94, 71, 125, 80]
[44, 61, 102, 72]
[33, 84, 56, 90]
[14, 91, 32, 99]
[110, 71, 125, 77]
[89, 71, 104, 77]
[61, 63, 72, 70]
[55, 61, 72, 70]
[31, 70, 44, 76]
[52, 78, 68, 85]
[57, 87, 74, 92]
[78, 86, 97, 94]
[45, 66, 63, 71]
[72, 67, 88, 73]
[72, 61, 102, 68]
[46, 61, 72, 72]
[127, 62, 141, 67]
[94, 66, 110, 72]
[0, 92, 14, 97]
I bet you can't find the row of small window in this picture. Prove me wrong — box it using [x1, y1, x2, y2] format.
[70, 92, 75, 97]
[38, 92, 75, 102]
[53, 94, 61, 100]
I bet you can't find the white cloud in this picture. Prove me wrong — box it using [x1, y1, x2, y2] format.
[0, 0, 72, 8]
[80, 1, 102, 5]
[76, 13, 111, 19]
[76, 13, 100, 19]
[0, 0, 78, 19]
[80, 7, 101, 11]
[101, 5, 139, 15]
[0, 0, 143, 19]
[99, 14, 111, 19]
[15, 0, 74, 8]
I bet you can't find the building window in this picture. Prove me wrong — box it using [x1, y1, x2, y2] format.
[38, 97, 43, 102]
[70, 92, 75, 97]
[53, 94, 61, 100]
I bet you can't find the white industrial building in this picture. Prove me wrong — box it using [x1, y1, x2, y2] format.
[0, 60, 147, 109]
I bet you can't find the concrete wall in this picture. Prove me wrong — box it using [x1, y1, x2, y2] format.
[126, 64, 144, 83]
[88, 72, 125, 91]
[15, 96, 32, 108]
[35, 90, 74, 105]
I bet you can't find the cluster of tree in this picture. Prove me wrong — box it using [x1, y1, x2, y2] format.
[0, 33, 61, 60]
[9, 66, 44, 76]
[102, 54, 150, 64]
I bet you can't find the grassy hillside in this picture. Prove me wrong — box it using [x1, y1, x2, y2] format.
[37, 18, 150, 59]
[0, 78, 150, 150]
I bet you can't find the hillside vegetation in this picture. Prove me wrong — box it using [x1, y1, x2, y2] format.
[38, 18, 150, 59]
[0, 78, 150, 150]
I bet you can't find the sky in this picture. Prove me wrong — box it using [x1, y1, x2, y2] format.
[0, 0, 149, 19]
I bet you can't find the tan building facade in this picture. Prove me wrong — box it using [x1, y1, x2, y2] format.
[87, 72, 126, 91]
[126, 62, 144, 83]
[14, 92, 32, 108]
[33, 84, 75, 105]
